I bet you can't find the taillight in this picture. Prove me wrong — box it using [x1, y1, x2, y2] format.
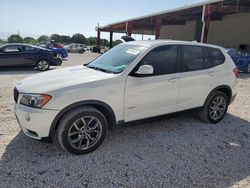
[233, 68, 238, 78]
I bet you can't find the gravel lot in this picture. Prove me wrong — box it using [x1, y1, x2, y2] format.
[0, 52, 250, 188]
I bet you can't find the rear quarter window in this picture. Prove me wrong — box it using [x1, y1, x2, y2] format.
[208, 48, 225, 66]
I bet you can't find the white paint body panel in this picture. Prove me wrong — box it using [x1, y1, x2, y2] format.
[14, 40, 238, 139]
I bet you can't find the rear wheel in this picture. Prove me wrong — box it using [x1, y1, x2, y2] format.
[199, 91, 229, 123]
[57, 106, 108, 155]
[36, 59, 50, 71]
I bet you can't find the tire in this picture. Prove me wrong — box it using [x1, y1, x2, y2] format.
[57, 53, 63, 59]
[57, 106, 108, 155]
[246, 63, 250, 73]
[36, 59, 50, 71]
[199, 91, 229, 123]
[79, 49, 84, 54]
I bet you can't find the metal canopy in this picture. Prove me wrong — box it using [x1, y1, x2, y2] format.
[96, 0, 250, 50]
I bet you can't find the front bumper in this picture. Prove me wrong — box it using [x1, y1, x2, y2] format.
[50, 56, 62, 66]
[14, 99, 59, 140]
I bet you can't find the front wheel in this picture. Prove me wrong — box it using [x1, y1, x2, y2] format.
[57, 53, 63, 59]
[36, 59, 50, 71]
[199, 91, 229, 123]
[57, 106, 108, 155]
[246, 63, 250, 73]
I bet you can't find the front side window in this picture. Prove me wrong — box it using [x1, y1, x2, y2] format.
[87, 44, 147, 73]
[182, 45, 204, 72]
[139, 45, 178, 75]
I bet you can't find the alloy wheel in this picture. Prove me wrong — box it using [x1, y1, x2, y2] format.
[68, 116, 103, 150]
[37, 60, 49, 71]
[209, 96, 226, 120]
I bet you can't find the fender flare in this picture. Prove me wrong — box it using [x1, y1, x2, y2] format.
[203, 85, 232, 106]
[48, 100, 116, 139]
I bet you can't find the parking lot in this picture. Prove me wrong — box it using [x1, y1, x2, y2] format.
[0, 52, 250, 187]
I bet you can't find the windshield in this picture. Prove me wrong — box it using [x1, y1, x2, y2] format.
[87, 44, 148, 73]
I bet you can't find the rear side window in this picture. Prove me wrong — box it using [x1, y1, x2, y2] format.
[25, 46, 36, 51]
[208, 48, 225, 66]
[140, 45, 178, 75]
[182, 45, 204, 72]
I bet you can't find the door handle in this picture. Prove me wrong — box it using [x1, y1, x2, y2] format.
[208, 71, 214, 76]
[168, 77, 179, 82]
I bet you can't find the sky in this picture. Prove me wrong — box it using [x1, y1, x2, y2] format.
[0, 0, 206, 40]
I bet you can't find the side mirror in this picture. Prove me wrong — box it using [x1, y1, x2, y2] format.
[135, 65, 154, 75]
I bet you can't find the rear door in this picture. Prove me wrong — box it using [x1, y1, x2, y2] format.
[21, 46, 37, 66]
[124, 45, 180, 122]
[178, 45, 217, 111]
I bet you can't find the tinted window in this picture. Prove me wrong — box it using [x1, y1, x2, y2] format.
[38, 43, 47, 48]
[236, 49, 247, 57]
[204, 48, 213, 69]
[3, 46, 22, 53]
[25, 46, 36, 51]
[182, 45, 204, 71]
[208, 48, 225, 66]
[140, 45, 178, 75]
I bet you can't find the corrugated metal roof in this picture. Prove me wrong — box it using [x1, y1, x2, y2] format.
[99, 0, 225, 29]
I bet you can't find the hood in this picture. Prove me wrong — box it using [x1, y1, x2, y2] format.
[16, 65, 115, 93]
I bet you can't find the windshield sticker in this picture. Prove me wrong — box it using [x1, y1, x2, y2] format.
[126, 49, 140, 55]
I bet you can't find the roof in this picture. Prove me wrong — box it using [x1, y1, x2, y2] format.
[120, 40, 224, 49]
[99, 0, 224, 30]
[2, 43, 32, 46]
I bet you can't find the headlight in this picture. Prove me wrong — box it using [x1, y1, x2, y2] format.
[20, 94, 51, 108]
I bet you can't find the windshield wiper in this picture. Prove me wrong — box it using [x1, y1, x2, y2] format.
[86, 65, 112, 73]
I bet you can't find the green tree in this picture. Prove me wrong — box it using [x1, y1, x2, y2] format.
[87, 37, 97, 46]
[37, 35, 49, 42]
[0, 38, 4, 43]
[7, 34, 24, 43]
[100, 39, 109, 47]
[23, 37, 37, 44]
[71, 33, 87, 44]
[60, 35, 71, 44]
[50, 34, 61, 42]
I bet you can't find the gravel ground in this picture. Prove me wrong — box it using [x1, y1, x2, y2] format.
[0, 52, 250, 188]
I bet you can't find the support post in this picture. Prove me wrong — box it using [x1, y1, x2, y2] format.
[96, 29, 100, 53]
[201, 4, 212, 43]
[155, 16, 161, 39]
[109, 31, 113, 48]
[126, 22, 132, 36]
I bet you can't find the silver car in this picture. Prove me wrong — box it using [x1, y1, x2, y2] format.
[65, 43, 85, 53]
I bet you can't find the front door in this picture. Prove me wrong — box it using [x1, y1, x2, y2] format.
[0, 45, 23, 67]
[124, 45, 180, 122]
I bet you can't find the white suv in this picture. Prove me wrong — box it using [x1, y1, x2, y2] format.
[14, 40, 238, 154]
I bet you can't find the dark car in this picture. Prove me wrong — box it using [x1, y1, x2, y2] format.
[0, 43, 62, 71]
[226, 48, 250, 73]
[37, 42, 68, 58]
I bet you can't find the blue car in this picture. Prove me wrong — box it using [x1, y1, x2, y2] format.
[37, 43, 68, 59]
[226, 48, 250, 73]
